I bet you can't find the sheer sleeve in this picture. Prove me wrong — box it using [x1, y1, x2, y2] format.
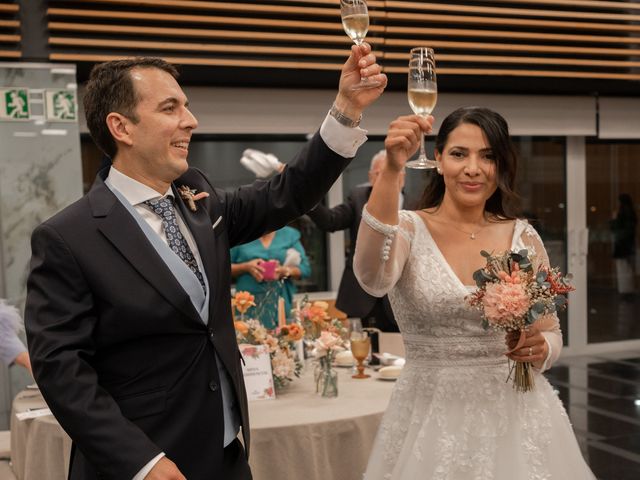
[518, 222, 563, 371]
[353, 206, 415, 297]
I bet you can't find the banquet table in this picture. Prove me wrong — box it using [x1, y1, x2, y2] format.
[10, 365, 395, 480]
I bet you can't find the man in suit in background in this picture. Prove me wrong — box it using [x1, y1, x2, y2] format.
[307, 150, 404, 332]
[25, 44, 389, 480]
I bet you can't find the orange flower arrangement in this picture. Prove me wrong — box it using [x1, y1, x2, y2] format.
[304, 301, 331, 323]
[232, 291, 304, 389]
[279, 323, 304, 342]
[234, 321, 250, 336]
[233, 291, 256, 319]
[291, 297, 348, 342]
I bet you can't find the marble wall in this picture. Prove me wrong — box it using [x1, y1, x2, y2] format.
[0, 63, 83, 428]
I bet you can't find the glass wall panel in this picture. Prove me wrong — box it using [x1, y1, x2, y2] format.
[586, 141, 640, 343]
[514, 137, 568, 344]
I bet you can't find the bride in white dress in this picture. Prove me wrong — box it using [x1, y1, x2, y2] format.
[354, 107, 596, 480]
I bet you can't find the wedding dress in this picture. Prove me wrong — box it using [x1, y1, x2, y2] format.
[354, 208, 596, 480]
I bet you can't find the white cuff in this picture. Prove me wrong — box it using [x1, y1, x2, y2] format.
[132, 453, 165, 480]
[319, 112, 367, 158]
[541, 336, 553, 372]
[362, 204, 398, 262]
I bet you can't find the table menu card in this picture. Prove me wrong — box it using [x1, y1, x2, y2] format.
[239, 344, 276, 401]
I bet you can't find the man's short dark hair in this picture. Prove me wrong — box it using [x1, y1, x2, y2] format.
[84, 57, 179, 159]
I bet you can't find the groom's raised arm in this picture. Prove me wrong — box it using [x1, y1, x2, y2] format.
[214, 43, 387, 247]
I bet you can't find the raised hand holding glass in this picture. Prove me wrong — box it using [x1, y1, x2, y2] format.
[340, 0, 381, 89]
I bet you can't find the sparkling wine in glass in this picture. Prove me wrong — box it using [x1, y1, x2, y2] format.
[406, 47, 437, 169]
[340, 0, 380, 89]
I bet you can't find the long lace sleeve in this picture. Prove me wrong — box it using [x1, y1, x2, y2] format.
[518, 222, 563, 371]
[353, 206, 415, 297]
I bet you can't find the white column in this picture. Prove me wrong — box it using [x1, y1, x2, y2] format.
[566, 137, 588, 352]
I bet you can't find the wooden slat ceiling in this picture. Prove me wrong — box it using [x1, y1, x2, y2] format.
[46, 0, 640, 88]
[0, 1, 20, 59]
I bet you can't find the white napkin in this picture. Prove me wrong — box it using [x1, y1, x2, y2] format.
[283, 248, 301, 267]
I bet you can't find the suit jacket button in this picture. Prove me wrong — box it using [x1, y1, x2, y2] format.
[209, 381, 218, 391]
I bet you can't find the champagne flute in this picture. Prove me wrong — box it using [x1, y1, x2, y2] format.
[406, 47, 437, 169]
[351, 331, 371, 379]
[340, 0, 380, 89]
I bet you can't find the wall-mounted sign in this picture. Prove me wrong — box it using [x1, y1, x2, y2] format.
[45, 89, 77, 122]
[0, 88, 30, 121]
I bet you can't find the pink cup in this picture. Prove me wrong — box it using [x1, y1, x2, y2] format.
[260, 260, 278, 281]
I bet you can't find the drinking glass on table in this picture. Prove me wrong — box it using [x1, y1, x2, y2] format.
[406, 47, 438, 169]
[351, 331, 371, 379]
[340, 0, 381, 89]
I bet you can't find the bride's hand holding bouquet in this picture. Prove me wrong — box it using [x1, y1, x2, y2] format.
[505, 322, 549, 371]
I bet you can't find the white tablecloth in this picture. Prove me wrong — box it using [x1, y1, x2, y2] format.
[10, 365, 394, 480]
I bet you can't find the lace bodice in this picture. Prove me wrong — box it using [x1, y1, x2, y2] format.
[354, 209, 562, 369]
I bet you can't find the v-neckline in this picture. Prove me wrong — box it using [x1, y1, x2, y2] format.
[259, 233, 276, 250]
[410, 211, 523, 293]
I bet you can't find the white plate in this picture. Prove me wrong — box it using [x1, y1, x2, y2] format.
[334, 363, 355, 368]
[377, 376, 397, 381]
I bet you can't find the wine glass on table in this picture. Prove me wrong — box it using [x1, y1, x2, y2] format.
[340, 0, 381, 89]
[406, 47, 438, 169]
[351, 331, 371, 379]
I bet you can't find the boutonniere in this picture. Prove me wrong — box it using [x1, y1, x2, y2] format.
[178, 185, 210, 212]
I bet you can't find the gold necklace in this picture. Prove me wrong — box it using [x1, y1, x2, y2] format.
[425, 215, 489, 240]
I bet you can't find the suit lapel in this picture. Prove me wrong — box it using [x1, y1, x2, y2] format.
[88, 177, 203, 324]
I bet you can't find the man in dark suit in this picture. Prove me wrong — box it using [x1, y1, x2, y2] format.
[307, 150, 404, 332]
[25, 45, 386, 480]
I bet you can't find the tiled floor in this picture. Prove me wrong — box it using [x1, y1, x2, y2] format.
[544, 351, 640, 480]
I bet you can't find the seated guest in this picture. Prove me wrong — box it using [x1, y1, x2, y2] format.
[0, 300, 32, 374]
[231, 227, 310, 329]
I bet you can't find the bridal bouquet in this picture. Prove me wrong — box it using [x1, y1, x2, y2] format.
[233, 291, 304, 389]
[467, 249, 574, 392]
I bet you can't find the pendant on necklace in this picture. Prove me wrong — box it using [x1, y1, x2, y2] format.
[470, 233, 476, 240]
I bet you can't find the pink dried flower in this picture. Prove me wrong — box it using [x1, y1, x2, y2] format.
[482, 281, 530, 327]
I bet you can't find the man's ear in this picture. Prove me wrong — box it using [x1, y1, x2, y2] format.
[106, 112, 134, 147]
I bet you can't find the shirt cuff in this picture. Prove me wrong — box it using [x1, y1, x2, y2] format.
[540, 336, 553, 372]
[319, 112, 367, 158]
[133, 453, 165, 480]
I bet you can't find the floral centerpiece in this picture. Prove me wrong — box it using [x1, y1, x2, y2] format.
[292, 297, 348, 342]
[290, 296, 349, 397]
[313, 331, 346, 398]
[467, 249, 574, 392]
[233, 291, 304, 390]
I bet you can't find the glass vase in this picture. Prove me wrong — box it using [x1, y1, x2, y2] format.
[316, 356, 338, 398]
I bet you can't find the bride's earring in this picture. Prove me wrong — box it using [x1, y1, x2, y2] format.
[436, 165, 442, 174]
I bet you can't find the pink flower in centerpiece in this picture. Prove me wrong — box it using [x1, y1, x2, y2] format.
[314, 331, 345, 357]
[482, 281, 530, 327]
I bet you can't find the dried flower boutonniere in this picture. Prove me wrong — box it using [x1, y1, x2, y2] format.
[178, 185, 210, 212]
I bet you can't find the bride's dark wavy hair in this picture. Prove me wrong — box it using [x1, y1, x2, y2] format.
[417, 106, 522, 219]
